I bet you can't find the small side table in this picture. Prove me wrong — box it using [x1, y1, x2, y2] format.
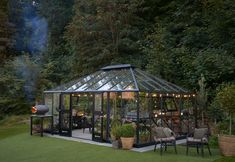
[30, 115, 53, 137]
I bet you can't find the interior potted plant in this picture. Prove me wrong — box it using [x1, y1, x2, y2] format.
[119, 123, 135, 150]
[213, 84, 235, 156]
[139, 130, 150, 143]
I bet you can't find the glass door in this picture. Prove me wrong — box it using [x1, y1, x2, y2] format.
[92, 93, 104, 142]
[59, 93, 72, 136]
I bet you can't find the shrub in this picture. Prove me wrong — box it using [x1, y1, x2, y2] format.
[119, 124, 135, 137]
[214, 84, 235, 135]
[110, 118, 122, 140]
[111, 125, 122, 139]
[209, 135, 219, 148]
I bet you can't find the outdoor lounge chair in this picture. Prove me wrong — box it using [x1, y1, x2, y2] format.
[186, 128, 212, 157]
[153, 127, 177, 155]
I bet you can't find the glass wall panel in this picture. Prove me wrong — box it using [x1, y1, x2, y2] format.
[181, 97, 195, 135]
[93, 93, 103, 141]
[138, 92, 152, 144]
[52, 93, 60, 132]
[121, 92, 137, 144]
[60, 94, 71, 132]
[102, 93, 108, 141]
[109, 92, 122, 141]
[122, 92, 137, 122]
[71, 93, 93, 138]
[44, 93, 53, 115]
[109, 92, 122, 120]
[43, 93, 53, 131]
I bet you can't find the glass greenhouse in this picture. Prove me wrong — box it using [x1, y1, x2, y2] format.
[44, 64, 197, 147]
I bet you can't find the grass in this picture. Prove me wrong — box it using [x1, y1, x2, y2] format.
[0, 115, 234, 162]
[0, 115, 29, 140]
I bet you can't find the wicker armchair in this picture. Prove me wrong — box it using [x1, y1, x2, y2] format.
[186, 128, 212, 156]
[152, 127, 177, 155]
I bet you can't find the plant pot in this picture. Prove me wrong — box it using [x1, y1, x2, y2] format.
[112, 140, 122, 149]
[111, 134, 116, 141]
[218, 135, 235, 156]
[121, 137, 134, 150]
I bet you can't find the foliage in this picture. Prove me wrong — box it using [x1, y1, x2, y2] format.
[145, 0, 235, 92]
[208, 135, 219, 148]
[211, 84, 235, 135]
[207, 100, 224, 124]
[111, 125, 122, 140]
[64, 0, 147, 76]
[215, 84, 235, 114]
[0, 0, 235, 118]
[0, 0, 16, 63]
[119, 124, 135, 138]
[0, 57, 31, 115]
[196, 74, 208, 125]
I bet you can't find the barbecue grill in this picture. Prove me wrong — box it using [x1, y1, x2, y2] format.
[32, 105, 49, 115]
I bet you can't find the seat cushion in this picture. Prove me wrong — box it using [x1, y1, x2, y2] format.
[154, 136, 175, 142]
[187, 137, 208, 143]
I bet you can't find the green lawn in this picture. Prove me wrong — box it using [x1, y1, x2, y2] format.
[0, 116, 234, 162]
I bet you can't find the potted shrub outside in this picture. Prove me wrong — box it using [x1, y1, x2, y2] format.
[119, 124, 135, 150]
[110, 125, 122, 148]
[110, 118, 122, 148]
[213, 84, 235, 156]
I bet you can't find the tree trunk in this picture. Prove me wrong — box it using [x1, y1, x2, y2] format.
[229, 113, 232, 135]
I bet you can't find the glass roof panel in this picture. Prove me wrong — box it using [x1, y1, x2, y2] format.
[74, 71, 109, 91]
[46, 64, 189, 93]
[97, 69, 137, 91]
[141, 70, 185, 92]
[66, 71, 102, 91]
[87, 70, 121, 90]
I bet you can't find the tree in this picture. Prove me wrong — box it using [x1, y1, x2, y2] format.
[65, 0, 146, 77]
[196, 74, 208, 126]
[145, 0, 235, 92]
[215, 84, 235, 135]
[0, 56, 31, 115]
[0, 0, 15, 63]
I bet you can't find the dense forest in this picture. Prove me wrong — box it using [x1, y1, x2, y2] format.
[0, 0, 234, 123]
